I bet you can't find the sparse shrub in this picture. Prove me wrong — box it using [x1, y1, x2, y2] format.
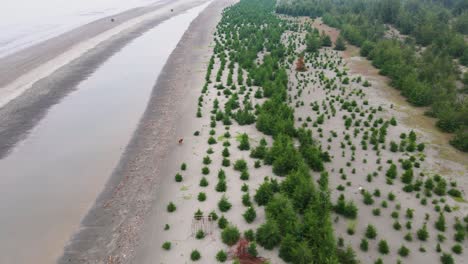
[222, 158, 230, 167]
[167, 202, 176, 212]
[175, 173, 183, 182]
[216, 250, 227, 262]
[248, 242, 258, 257]
[191, 250, 201, 261]
[243, 207, 257, 223]
[218, 195, 232, 212]
[162, 241, 171, 250]
[244, 229, 255, 241]
[234, 159, 247, 171]
[360, 238, 369, 251]
[198, 192, 206, 202]
[398, 245, 409, 257]
[254, 181, 274, 206]
[208, 137, 217, 144]
[435, 213, 446, 232]
[440, 253, 454, 264]
[365, 225, 377, 239]
[218, 215, 228, 229]
[199, 177, 208, 187]
[417, 224, 429, 241]
[216, 179, 227, 192]
[221, 225, 240, 246]
[196, 230, 205, 239]
[238, 133, 250, 150]
[242, 193, 252, 206]
[452, 244, 462, 254]
[378, 240, 389, 254]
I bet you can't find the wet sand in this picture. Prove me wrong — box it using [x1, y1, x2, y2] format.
[59, 0, 234, 263]
[0, 0, 207, 160]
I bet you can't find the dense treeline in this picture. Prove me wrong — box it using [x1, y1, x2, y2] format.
[215, 0, 356, 262]
[276, 0, 468, 152]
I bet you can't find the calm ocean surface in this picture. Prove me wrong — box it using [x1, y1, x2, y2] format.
[0, 0, 161, 58]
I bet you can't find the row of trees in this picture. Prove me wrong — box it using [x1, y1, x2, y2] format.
[217, 0, 354, 262]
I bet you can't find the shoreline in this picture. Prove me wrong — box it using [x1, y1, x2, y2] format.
[0, 0, 208, 160]
[59, 0, 230, 263]
[0, 0, 171, 90]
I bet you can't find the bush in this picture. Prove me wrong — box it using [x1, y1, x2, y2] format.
[198, 192, 206, 202]
[336, 245, 358, 264]
[234, 159, 248, 171]
[201, 166, 210, 175]
[218, 195, 232, 212]
[218, 215, 228, 229]
[248, 242, 258, 257]
[222, 147, 230, 157]
[203, 155, 212, 165]
[451, 244, 462, 254]
[435, 213, 446, 232]
[216, 250, 227, 262]
[360, 238, 369, 251]
[365, 225, 377, 239]
[162, 241, 171, 250]
[221, 225, 240, 246]
[363, 191, 374, 205]
[199, 177, 209, 187]
[222, 158, 230, 167]
[279, 234, 296, 262]
[208, 137, 217, 144]
[254, 181, 274, 206]
[191, 250, 201, 261]
[250, 138, 268, 159]
[447, 188, 462, 197]
[181, 163, 187, 170]
[196, 230, 205, 239]
[240, 170, 250, 180]
[334, 195, 358, 219]
[209, 211, 218, 221]
[386, 164, 397, 179]
[216, 179, 227, 192]
[244, 229, 255, 241]
[175, 173, 183, 182]
[238, 133, 250, 150]
[256, 220, 281, 250]
[243, 207, 257, 223]
[167, 202, 176, 212]
[378, 240, 389, 254]
[417, 224, 429, 241]
[440, 253, 454, 264]
[398, 245, 409, 257]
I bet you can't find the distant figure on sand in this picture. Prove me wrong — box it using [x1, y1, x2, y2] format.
[111, 18, 115, 22]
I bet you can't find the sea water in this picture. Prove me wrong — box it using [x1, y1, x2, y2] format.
[0, 0, 162, 58]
